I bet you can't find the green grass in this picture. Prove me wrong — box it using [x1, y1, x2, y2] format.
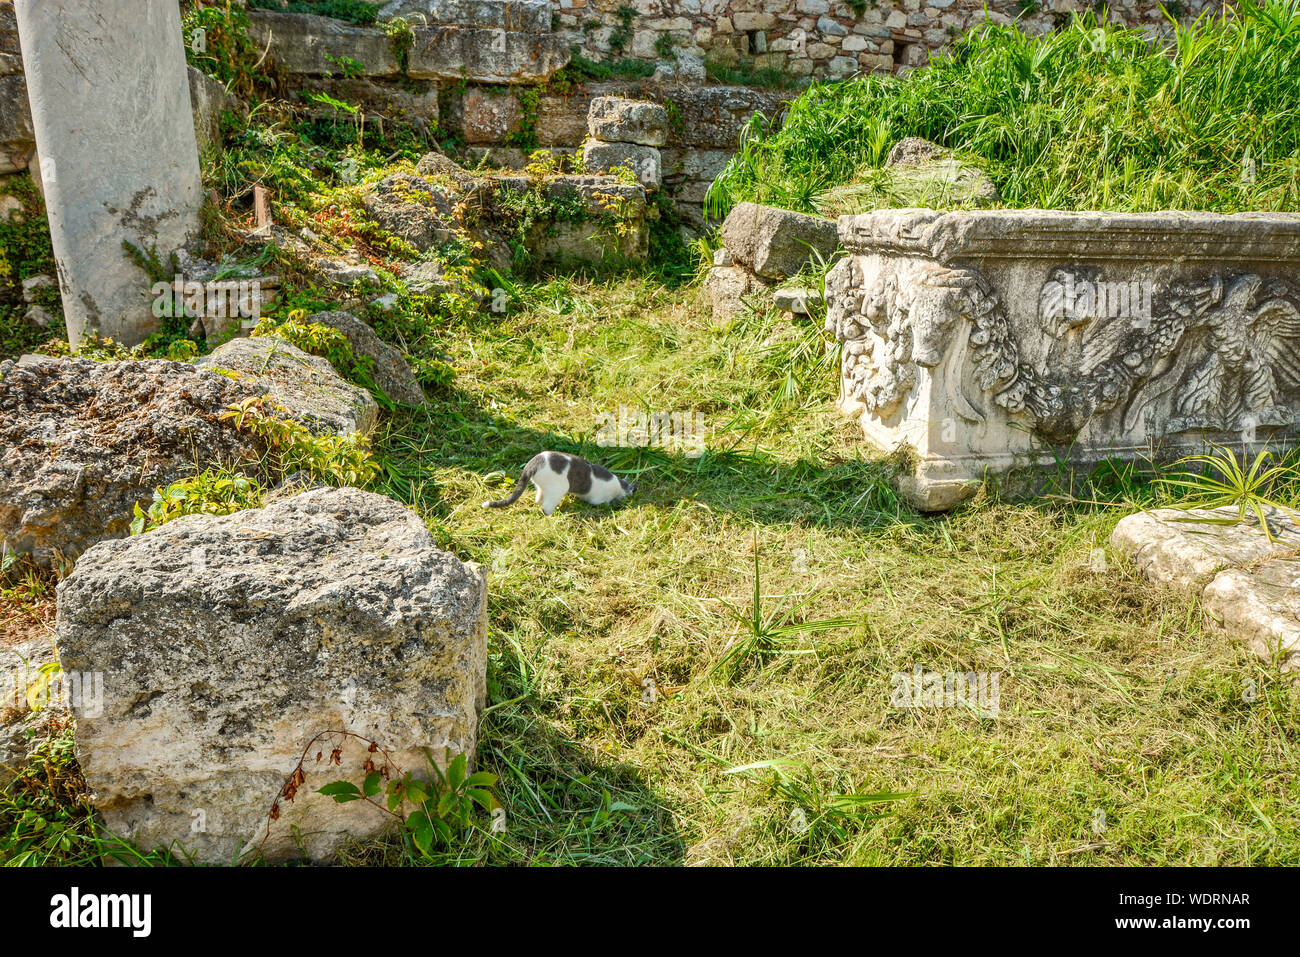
[333, 276, 1298, 865]
[5, 276, 1298, 867]
[710, 1, 1300, 216]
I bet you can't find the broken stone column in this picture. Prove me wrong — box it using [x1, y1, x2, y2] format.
[582, 97, 667, 192]
[14, 0, 203, 347]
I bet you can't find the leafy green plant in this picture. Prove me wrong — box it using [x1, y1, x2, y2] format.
[710, 2, 1300, 217]
[0, 729, 97, 866]
[129, 470, 265, 535]
[314, 743, 499, 857]
[710, 532, 857, 679]
[221, 396, 381, 486]
[1157, 446, 1300, 543]
[183, 2, 266, 98]
[724, 758, 910, 843]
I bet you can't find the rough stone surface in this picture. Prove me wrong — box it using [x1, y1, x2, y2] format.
[196, 337, 380, 438]
[15, 0, 204, 347]
[406, 24, 570, 83]
[773, 287, 823, 316]
[705, 264, 769, 320]
[0, 73, 32, 175]
[583, 141, 662, 191]
[307, 311, 424, 406]
[246, 11, 401, 77]
[380, 0, 552, 32]
[720, 202, 839, 280]
[1111, 506, 1300, 673]
[188, 67, 238, 156]
[0, 355, 263, 568]
[1110, 506, 1300, 589]
[827, 209, 1300, 509]
[588, 97, 669, 147]
[360, 172, 459, 253]
[55, 487, 489, 863]
[527, 175, 649, 268]
[1202, 561, 1300, 673]
[460, 87, 523, 144]
[1, 638, 64, 791]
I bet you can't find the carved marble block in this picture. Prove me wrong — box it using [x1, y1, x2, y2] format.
[825, 210, 1300, 509]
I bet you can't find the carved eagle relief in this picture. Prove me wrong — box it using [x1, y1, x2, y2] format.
[1166, 275, 1300, 434]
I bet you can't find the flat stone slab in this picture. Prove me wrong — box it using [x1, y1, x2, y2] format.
[1110, 506, 1300, 588]
[56, 487, 488, 863]
[1112, 506, 1300, 673]
[588, 97, 669, 148]
[196, 337, 379, 437]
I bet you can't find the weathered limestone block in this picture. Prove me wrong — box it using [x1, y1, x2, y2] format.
[187, 67, 238, 156]
[1111, 506, 1300, 589]
[827, 209, 1300, 509]
[246, 11, 401, 77]
[705, 263, 771, 320]
[307, 310, 424, 406]
[582, 140, 662, 190]
[0, 355, 263, 568]
[1202, 562, 1300, 673]
[296, 76, 440, 132]
[588, 97, 669, 147]
[378, 0, 551, 32]
[15, 0, 204, 347]
[196, 337, 379, 437]
[406, 24, 570, 83]
[1111, 506, 1300, 673]
[55, 487, 489, 863]
[459, 87, 523, 144]
[526, 175, 649, 269]
[774, 287, 823, 316]
[0, 73, 32, 174]
[720, 202, 839, 280]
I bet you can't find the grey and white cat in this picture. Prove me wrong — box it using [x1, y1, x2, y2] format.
[482, 452, 637, 515]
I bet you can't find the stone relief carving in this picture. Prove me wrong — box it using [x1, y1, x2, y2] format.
[828, 256, 1300, 445]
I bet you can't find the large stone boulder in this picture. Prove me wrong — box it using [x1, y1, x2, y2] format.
[587, 97, 669, 148]
[378, 0, 551, 32]
[720, 202, 840, 280]
[1110, 506, 1300, 588]
[55, 487, 489, 863]
[525, 175, 649, 269]
[0, 355, 263, 568]
[306, 311, 424, 406]
[246, 11, 401, 77]
[196, 337, 379, 437]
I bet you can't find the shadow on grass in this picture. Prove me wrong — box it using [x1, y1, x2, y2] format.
[374, 387, 919, 532]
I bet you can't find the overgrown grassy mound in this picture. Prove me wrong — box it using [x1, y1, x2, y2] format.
[710, 1, 1300, 216]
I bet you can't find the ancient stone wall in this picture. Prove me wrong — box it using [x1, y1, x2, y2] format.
[554, 0, 1227, 80]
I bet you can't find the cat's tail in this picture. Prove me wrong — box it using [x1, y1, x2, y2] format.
[482, 455, 541, 509]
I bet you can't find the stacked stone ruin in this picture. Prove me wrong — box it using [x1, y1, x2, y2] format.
[582, 96, 669, 191]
